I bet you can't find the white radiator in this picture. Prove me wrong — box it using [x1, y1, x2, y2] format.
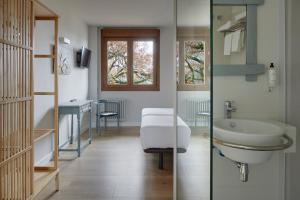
[100, 99, 127, 121]
[184, 98, 210, 127]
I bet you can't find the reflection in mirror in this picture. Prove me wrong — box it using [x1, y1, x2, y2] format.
[176, 0, 210, 199]
[213, 6, 246, 65]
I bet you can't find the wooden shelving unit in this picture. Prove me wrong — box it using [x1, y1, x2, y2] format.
[33, 129, 55, 143]
[33, 169, 59, 197]
[0, 0, 59, 199]
[34, 54, 55, 58]
[31, 0, 60, 199]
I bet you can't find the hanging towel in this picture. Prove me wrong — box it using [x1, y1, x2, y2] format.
[231, 30, 242, 53]
[241, 30, 245, 49]
[224, 33, 232, 55]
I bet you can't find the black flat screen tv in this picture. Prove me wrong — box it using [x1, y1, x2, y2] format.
[76, 47, 91, 68]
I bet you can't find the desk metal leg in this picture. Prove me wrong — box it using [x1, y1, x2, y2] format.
[89, 108, 92, 144]
[77, 114, 81, 157]
[70, 114, 74, 144]
[96, 105, 99, 134]
[117, 116, 120, 128]
[96, 114, 99, 134]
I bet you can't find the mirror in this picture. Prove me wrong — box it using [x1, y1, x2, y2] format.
[176, 0, 211, 199]
[213, 6, 247, 65]
[212, 0, 265, 81]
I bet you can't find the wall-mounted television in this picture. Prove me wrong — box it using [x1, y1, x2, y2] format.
[76, 47, 91, 68]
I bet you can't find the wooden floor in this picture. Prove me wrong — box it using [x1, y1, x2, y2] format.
[35, 127, 210, 200]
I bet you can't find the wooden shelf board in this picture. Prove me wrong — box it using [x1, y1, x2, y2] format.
[34, 54, 55, 58]
[32, 169, 59, 199]
[34, 92, 55, 96]
[34, 161, 55, 172]
[33, 129, 54, 143]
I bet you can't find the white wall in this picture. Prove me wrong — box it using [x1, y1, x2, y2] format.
[213, 0, 287, 200]
[88, 26, 176, 126]
[34, 0, 89, 164]
[286, 0, 300, 199]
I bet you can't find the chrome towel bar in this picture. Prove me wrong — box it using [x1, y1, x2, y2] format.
[213, 134, 293, 151]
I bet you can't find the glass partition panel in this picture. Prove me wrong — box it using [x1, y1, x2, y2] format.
[176, 0, 211, 199]
[212, 1, 284, 200]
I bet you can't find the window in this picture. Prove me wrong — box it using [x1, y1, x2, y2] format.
[101, 29, 160, 91]
[177, 28, 210, 91]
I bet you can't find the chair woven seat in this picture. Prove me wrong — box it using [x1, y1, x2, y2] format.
[99, 112, 118, 116]
[196, 112, 210, 116]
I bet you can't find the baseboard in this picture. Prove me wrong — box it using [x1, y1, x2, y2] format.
[91, 121, 140, 128]
[59, 124, 90, 147]
[35, 151, 53, 166]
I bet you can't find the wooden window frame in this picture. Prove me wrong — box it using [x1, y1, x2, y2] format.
[101, 28, 160, 91]
[177, 27, 210, 91]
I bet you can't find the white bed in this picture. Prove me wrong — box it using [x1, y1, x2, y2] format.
[141, 108, 174, 117]
[140, 108, 191, 169]
[140, 108, 191, 150]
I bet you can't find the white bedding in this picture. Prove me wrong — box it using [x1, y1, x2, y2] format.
[141, 108, 173, 117]
[140, 108, 191, 150]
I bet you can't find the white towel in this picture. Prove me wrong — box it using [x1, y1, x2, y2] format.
[231, 30, 241, 53]
[224, 33, 232, 56]
[241, 30, 245, 48]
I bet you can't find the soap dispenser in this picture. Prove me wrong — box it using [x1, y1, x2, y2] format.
[268, 63, 277, 92]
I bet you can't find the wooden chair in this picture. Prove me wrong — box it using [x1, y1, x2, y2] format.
[95, 99, 120, 134]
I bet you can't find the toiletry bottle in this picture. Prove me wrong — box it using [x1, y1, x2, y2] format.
[268, 63, 276, 91]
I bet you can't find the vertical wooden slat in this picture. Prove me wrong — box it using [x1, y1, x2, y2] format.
[53, 17, 58, 170]
[22, 0, 25, 47]
[3, 0, 7, 41]
[30, 0, 34, 195]
[0, 2, 3, 177]
[26, 0, 30, 196]
[0, 103, 2, 197]
[0, 0, 3, 40]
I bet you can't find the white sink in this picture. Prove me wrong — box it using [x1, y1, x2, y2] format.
[214, 119, 285, 146]
[213, 119, 286, 164]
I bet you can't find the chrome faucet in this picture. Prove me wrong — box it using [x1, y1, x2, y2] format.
[224, 100, 236, 119]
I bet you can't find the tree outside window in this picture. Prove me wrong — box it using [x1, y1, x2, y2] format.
[101, 29, 160, 91]
[177, 27, 210, 91]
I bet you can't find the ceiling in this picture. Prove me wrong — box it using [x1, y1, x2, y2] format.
[42, 0, 210, 27]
